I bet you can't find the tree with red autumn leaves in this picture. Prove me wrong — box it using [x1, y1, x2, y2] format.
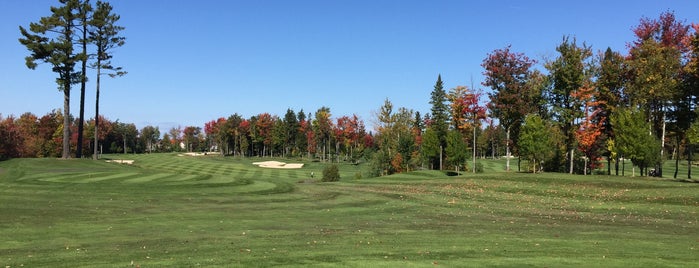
[334, 114, 365, 162]
[251, 113, 275, 157]
[205, 117, 227, 155]
[632, 11, 691, 54]
[482, 45, 537, 171]
[0, 115, 22, 160]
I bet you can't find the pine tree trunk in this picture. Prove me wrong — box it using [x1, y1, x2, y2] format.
[77, 19, 88, 159]
[93, 64, 101, 160]
[62, 86, 71, 159]
[77, 83, 85, 158]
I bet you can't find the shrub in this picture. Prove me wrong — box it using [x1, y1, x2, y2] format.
[475, 162, 484, 173]
[322, 165, 340, 182]
[354, 172, 362, 180]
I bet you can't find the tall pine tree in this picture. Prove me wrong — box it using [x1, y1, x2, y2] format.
[19, 0, 82, 159]
[90, 0, 126, 159]
[429, 75, 449, 170]
[76, 0, 91, 158]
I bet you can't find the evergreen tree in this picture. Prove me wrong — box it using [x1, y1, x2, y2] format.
[90, 0, 126, 159]
[75, 0, 91, 158]
[428, 75, 449, 170]
[19, 0, 83, 159]
[296, 110, 309, 157]
[283, 108, 299, 156]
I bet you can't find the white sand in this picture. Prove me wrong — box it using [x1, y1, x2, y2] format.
[106, 159, 135, 165]
[252, 161, 304, 169]
[179, 152, 214, 156]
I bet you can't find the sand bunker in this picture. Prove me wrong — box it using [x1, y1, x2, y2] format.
[106, 159, 135, 165]
[253, 161, 304, 169]
[178, 152, 214, 156]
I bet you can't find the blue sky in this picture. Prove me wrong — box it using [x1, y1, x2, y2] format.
[2, 0, 698, 132]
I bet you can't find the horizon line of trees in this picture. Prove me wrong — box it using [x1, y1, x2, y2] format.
[5, 10, 699, 179]
[0, 107, 378, 161]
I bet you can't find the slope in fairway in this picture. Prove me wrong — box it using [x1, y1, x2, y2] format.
[0, 154, 697, 267]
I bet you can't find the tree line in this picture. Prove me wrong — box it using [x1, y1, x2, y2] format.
[367, 11, 699, 178]
[4, 7, 699, 179]
[0, 108, 374, 159]
[480, 11, 699, 178]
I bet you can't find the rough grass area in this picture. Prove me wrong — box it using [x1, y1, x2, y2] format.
[0, 154, 697, 267]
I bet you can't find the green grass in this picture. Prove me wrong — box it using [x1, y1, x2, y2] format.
[0, 154, 697, 267]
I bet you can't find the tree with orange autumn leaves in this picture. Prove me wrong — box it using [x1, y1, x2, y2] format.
[573, 83, 605, 175]
[449, 86, 488, 173]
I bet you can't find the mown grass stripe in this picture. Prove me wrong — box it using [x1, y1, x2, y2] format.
[38, 172, 117, 183]
[197, 175, 238, 184]
[160, 174, 199, 182]
[23, 172, 109, 182]
[237, 169, 249, 178]
[78, 172, 141, 183]
[123, 173, 174, 183]
[229, 180, 277, 193]
[268, 169, 279, 179]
